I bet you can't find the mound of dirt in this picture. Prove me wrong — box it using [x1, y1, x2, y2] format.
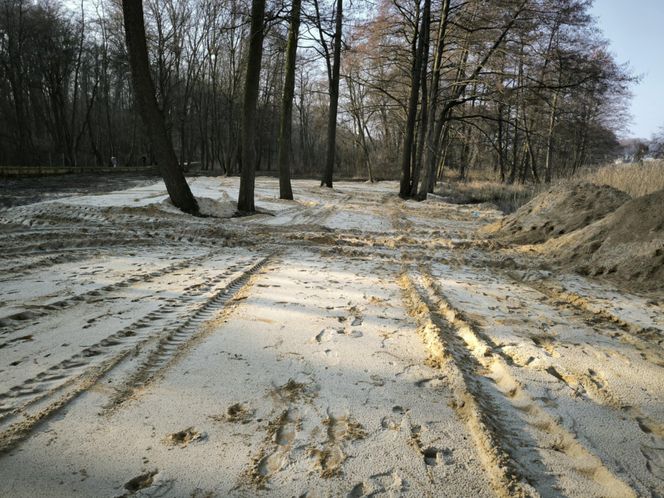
[196, 194, 236, 218]
[546, 189, 664, 292]
[483, 183, 630, 244]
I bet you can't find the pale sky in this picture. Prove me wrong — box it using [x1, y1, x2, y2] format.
[591, 0, 664, 139]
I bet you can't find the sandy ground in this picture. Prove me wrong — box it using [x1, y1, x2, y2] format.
[0, 177, 662, 497]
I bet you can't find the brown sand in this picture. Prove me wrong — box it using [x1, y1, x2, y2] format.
[545, 188, 664, 291]
[483, 182, 630, 244]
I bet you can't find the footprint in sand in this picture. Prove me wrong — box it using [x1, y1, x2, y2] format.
[122, 469, 158, 494]
[314, 328, 338, 343]
[347, 471, 406, 497]
[162, 427, 206, 447]
[641, 445, 664, 477]
[380, 415, 403, 431]
[422, 447, 439, 466]
[210, 403, 254, 424]
[251, 409, 299, 484]
[309, 413, 367, 478]
[414, 376, 446, 388]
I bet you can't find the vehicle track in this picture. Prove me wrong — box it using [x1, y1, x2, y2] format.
[529, 279, 663, 342]
[0, 228, 156, 256]
[0, 251, 216, 335]
[400, 269, 637, 498]
[399, 272, 535, 498]
[502, 274, 664, 369]
[105, 254, 273, 409]
[0, 251, 105, 279]
[421, 269, 664, 492]
[0, 254, 271, 454]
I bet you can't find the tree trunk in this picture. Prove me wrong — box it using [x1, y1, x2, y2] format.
[238, 0, 267, 212]
[421, 0, 528, 195]
[399, 0, 429, 198]
[321, 0, 343, 188]
[410, 3, 430, 198]
[121, 0, 198, 214]
[277, 0, 301, 200]
[416, 0, 449, 197]
[544, 90, 559, 183]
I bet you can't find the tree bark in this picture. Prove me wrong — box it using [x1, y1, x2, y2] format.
[121, 0, 198, 214]
[277, 0, 301, 200]
[416, 0, 450, 198]
[321, 0, 343, 188]
[544, 90, 559, 183]
[398, 0, 429, 198]
[238, 0, 267, 212]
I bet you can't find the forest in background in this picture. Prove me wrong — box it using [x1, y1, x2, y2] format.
[0, 0, 634, 187]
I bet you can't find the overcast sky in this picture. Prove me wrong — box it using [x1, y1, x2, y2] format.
[591, 0, 664, 139]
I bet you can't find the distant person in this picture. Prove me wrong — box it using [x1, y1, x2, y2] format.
[111, 156, 118, 168]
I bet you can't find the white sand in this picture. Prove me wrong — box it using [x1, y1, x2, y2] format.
[0, 177, 662, 497]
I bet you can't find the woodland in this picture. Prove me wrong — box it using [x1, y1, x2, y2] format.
[0, 0, 632, 212]
[2, 2, 664, 496]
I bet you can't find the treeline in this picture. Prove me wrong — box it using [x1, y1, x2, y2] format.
[0, 0, 631, 188]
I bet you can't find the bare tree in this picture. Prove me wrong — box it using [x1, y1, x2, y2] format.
[317, 0, 344, 188]
[238, 0, 267, 212]
[278, 0, 302, 200]
[0, 0, 635, 188]
[121, 0, 198, 214]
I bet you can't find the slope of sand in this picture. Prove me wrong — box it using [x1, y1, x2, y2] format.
[0, 177, 663, 497]
[544, 188, 664, 292]
[483, 182, 630, 244]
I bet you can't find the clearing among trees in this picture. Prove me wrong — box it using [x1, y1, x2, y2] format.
[0, 177, 662, 497]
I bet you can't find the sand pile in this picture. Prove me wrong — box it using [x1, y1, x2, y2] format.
[545, 189, 664, 291]
[483, 183, 630, 244]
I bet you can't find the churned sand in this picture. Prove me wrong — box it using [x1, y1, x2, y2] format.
[0, 177, 662, 497]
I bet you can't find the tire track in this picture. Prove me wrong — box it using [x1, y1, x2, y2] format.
[456, 279, 664, 448]
[0, 251, 103, 279]
[507, 276, 664, 368]
[426, 266, 664, 445]
[398, 272, 536, 498]
[423, 270, 664, 492]
[0, 254, 271, 454]
[0, 251, 214, 335]
[0, 203, 110, 228]
[103, 254, 273, 409]
[412, 269, 638, 498]
[0, 256, 257, 419]
[529, 280, 663, 342]
[0, 229, 155, 257]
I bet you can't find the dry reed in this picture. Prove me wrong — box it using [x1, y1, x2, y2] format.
[583, 160, 664, 198]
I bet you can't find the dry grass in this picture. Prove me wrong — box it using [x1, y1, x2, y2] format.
[583, 160, 664, 198]
[437, 179, 544, 213]
[438, 160, 664, 212]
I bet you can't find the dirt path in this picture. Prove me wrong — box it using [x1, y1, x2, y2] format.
[0, 178, 662, 497]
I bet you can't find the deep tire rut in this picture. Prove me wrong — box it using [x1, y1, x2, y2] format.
[400, 269, 637, 498]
